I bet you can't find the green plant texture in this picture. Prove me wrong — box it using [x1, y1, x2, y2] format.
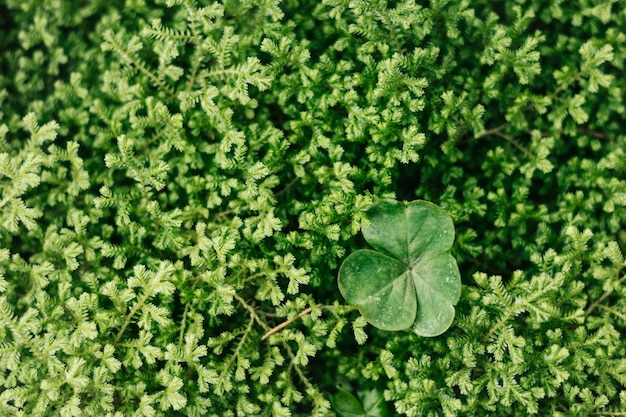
[338, 199, 461, 336]
[1, 0, 626, 416]
[331, 386, 389, 417]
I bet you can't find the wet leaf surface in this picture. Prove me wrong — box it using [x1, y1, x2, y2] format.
[338, 200, 461, 336]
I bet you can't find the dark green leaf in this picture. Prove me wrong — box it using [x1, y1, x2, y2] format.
[338, 200, 461, 336]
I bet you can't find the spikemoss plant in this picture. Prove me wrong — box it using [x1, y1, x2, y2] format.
[1, 0, 626, 416]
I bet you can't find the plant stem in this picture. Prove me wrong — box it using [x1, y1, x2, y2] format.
[585, 274, 626, 317]
[262, 304, 322, 340]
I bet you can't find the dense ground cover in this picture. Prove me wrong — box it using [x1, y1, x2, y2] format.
[1, 0, 626, 415]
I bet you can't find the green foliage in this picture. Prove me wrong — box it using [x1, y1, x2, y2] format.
[338, 199, 461, 336]
[1, 0, 626, 416]
[331, 386, 389, 417]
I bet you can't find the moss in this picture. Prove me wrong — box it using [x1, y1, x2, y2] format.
[1, 0, 625, 416]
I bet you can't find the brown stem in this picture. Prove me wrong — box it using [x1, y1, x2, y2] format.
[585, 274, 626, 317]
[262, 304, 321, 340]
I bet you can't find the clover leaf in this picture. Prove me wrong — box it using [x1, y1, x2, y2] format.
[331, 387, 389, 417]
[338, 199, 461, 337]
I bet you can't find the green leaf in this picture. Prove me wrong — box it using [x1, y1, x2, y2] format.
[331, 387, 365, 417]
[359, 388, 389, 417]
[331, 387, 389, 417]
[338, 200, 461, 336]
